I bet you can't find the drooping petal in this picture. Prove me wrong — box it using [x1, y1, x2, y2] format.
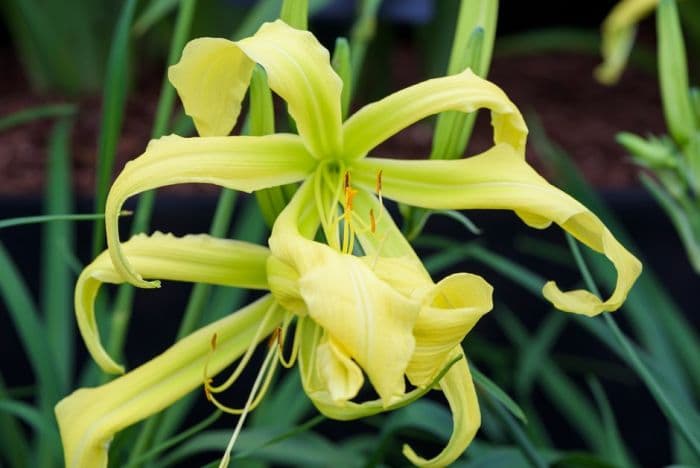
[341, 68, 527, 160]
[170, 20, 343, 157]
[353, 144, 642, 316]
[296, 317, 460, 421]
[267, 179, 420, 404]
[76, 232, 270, 374]
[405, 274, 492, 386]
[168, 38, 255, 137]
[595, 0, 658, 85]
[403, 349, 481, 468]
[315, 334, 364, 402]
[353, 191, 493, 385]
[105, 133, 314, 288]
[55, 295, 283, 468]
[297, 248, 419, 404]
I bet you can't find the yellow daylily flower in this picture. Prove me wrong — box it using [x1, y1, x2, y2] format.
[60, 19, 643, 468]
[596, 0, 659, 84]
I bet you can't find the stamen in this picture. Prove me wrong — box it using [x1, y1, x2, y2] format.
[206, 346, 279, 416]
[217, 343, 279, 468]
[204, 303, 277, 394]
[278, 313, 301, 368]
[369, 209, 376, 233]
[268, 327, 281, 348]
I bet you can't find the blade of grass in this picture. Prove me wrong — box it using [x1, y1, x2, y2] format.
[481, 391, 547, 468]
[514, 313, 567, 398]
[0, 376, 29, 468]
[91, 0, 139, 257]
[123, 411, 222, 467]
[0, 104, 76, 132]
[471, 365, 527, 424]
[657, 0, 697, 145]
[587, 377, 636, 468]
[494, 309, 607, 455]
[42, 118, 74, 395]
[431, 0, 498, 159]
[565, 233, 700, 457]
[2, 0, 78, 92]
[639, 173, 700, 271]
[133, 0, 180, 36]
[0, 242, 60, 408]
[0, 212, 127, 230]
[167, 428, 344, 468]
[0, 398, 60, 460]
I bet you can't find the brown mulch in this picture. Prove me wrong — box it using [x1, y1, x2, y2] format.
[0, 42, 664, 197]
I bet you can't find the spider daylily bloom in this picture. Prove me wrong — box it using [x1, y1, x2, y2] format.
[105, 19, 640, 317]
[60, 18, 643, 468]
[596, 0, 658, 84]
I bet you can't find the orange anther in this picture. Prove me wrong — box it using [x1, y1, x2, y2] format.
[376, 170, 383, 194]
[370, 209, 376, 233]
[268, 327, 281, 348]
[211, 333, 218, 350]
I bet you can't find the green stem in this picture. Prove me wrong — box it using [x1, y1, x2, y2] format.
[0, 213, 119, 230]
[0, 104, 76, 132]
[484, 392, 547, 468]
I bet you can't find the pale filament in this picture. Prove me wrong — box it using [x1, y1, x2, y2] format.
[203, 302, 278, 394]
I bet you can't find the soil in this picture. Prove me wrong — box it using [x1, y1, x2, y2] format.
[0, 41, 664, 197]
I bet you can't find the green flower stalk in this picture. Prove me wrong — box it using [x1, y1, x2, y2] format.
[56, 20, 642, 468]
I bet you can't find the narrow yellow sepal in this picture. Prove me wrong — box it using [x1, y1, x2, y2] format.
[56, 295, 282, 468]
[353, 144, 642, 316]
[76, 232, 270, 374]
[342, 68, 527, 160]
[105, 133, 314, 288]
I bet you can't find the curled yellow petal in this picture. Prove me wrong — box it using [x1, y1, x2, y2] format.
[56, 295, 282, 468]
[316, 335, 364, 402]
[595, 0, 658, 85]
[353, 144, 642, 316]
[403, 349, 480, 468]
[105, 133, 314, 288]
[296, 317, 463, 423]
[168, 38, 255, 136]
[170, 20, 343, 157]
[406, 273, 493, 387]
[76, 232, 270, 374]
[342, 68, 527, 160]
